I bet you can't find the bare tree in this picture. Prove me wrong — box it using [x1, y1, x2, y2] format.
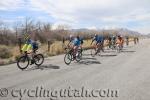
[13, 21, 22, 42]
[21, 17, 34, 34]
[43, 23, 52, 32]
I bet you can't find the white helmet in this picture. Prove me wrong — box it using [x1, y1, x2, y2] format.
[70, 35, 74, 38]
[94, 34, 97, 36]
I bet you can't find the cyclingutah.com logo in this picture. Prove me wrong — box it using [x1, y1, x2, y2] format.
[0, 86, 119, 100]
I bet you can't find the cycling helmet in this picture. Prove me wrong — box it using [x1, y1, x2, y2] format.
[94, 34, 98, 37]
[70, 35, 73, 38]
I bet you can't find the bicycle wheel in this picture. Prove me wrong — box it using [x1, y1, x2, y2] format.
[17, 56, 29, 70]
[76, 50, 82, 62]
[64, 53, 72, 65]
[34, 54, 44, 66]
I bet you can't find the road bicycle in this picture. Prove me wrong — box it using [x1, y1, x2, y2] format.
[91, 43, 103, 57]
[17, 51, 44, 70]
[64, 47, 82, 65]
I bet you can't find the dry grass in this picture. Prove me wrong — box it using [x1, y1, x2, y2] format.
[0, 45, 13, 59]
[41, 41, 65, 56]
[0, 45, 17, 65]
[43, 40, 92, 56]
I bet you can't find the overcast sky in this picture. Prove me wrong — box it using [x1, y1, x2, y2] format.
[0, 0, 150, 34]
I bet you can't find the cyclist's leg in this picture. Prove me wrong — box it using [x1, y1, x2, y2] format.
[30, 49, 37, 65]
[95, 43, 100, 54]
[99, 41, 104, 52]
[99, 42, 103, 52]
[119, 43, 122, 50]
[121, 40, 124, 49]
[73, 46, 78, 59]
[29, 45, 36, 65]
[93, 42, 97, 51]
[108, 40, 111, 49]
[95, 42, 99, 49]
[113, 41, 116, 49]
[26, 44, 35, 65]
[31, 49, 36, 58]
[100, 42, 103, 51]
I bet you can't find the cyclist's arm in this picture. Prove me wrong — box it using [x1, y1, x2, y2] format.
[67, 39, 72, 47]
[91, 37, 95, 45]
[68, 39, 75, 48]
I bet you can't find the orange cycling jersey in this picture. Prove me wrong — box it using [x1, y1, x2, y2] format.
[116, 39, 123, 44]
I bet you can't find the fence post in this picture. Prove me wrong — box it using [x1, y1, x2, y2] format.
[18, 38, 22, 53]
[137, 37, 139, 43]
[126, 37, 129, 46]
[62, 37, 65, 44]
[134, 38, 137, 45]
[48, 40, 50, 52]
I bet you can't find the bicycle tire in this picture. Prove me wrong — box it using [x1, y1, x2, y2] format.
[76, 50, 82, 62]
[17, 56, 30, 70]
[64, 53, 72, 65]
[34, 54, 44, 66]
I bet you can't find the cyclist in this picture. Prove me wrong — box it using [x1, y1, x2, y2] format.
[68, 35, 81, 59]
[111, 35, 117, 49]
[137, 37, 139, 43]
[121, 36, 124, 48]
[91, 34, 104, 54]
[21, 35, 39, 65]
[125, 36, 129, 46]
[108, 36, 112, 49]
[116, 35, 124, 50]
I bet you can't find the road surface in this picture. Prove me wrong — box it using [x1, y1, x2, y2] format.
[0, 39, 150, 100]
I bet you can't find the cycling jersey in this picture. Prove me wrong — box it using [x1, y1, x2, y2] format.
[116, 39, 123, 44]
[73, 38, 81, 46]
[93, 35, 104, 44]
[22, 39, 38, 52]
[21, 44, 32, 52]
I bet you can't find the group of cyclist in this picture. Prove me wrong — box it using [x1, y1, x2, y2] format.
[64, 33, 125, 58]
[107, 35, 124, 50]
[21, 33, 126, 64]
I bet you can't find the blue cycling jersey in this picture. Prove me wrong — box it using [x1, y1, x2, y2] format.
[73, 38, 81, 46]
[93, 35, 104, 43]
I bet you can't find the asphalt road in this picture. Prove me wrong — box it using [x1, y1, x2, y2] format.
[0, 39, 150, 100]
